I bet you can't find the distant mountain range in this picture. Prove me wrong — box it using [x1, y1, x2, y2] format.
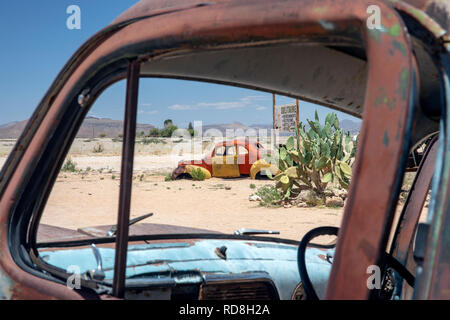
[0, 117, 154, 139]
[0, 118, 360, 139]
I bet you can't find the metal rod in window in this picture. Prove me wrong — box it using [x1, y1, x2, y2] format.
[112, 59, 140, 298]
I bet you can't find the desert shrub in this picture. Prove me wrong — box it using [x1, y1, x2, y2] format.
[141, 138, 166, 145]
[149, 128, 160, 137]
[191, 168, 206, 181]
[61, 157, 77, 172]
[99, 133, 106, 138]
[92, 143, 104, 153]
[254, 185, 282, 207]
[165, 173, 173, 181]
[250, 183, 256, 189]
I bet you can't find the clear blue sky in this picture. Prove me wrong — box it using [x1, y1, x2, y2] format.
[0, 1, 359, 128]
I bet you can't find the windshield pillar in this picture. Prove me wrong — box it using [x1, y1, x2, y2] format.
[112, 59, 140, 298]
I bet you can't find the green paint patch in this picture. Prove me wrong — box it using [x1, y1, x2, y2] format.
[374, 88, 396, 110]
[409, 7, 427, 24]
[395, 120, 402, 141]
[397, 69, 410, 100]
[389, 24, 401, 37]
[392, 40, 407, 56]
[312, 7, 327, 14]
[383, 130, 390, 147]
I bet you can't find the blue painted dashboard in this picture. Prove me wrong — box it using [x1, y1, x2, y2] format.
[40, 239, 333, 299]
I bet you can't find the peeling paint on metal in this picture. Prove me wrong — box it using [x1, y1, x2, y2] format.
[398, 68, 410, 100]
[318, 20, 335, 30]
[392, 39, 407, 56]
[41, 239, 333, 300]
[0, 268, 13, 300]
[383, 130, 390, 147]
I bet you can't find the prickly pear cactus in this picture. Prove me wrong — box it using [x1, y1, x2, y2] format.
[267, 111, 358, 200]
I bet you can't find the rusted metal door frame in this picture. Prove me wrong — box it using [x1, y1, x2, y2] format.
[415, 54, 450, 300]
[112, 59, 140, 298]
[390, 136, 438, 264]
[389, 135, 438, 298]
[0, 0, 419, 299]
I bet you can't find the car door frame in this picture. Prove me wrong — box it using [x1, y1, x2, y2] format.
[0, 0, 447, 300]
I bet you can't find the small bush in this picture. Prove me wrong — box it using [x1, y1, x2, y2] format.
[254, 185, 282, 207]
[99, 134, 106, 138]
[111, 175, 116, 180]
[165, 173, 173, 182]
[61, 157, 77, 172]
[250, 183, 256, 189]
[141, 138, 166, 145]
[191, 168, 206, 181]
[149, 128, 160, 137]
[92, 143, 104, 153]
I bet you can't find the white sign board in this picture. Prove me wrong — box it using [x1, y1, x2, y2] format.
[274, 103, 297, 132]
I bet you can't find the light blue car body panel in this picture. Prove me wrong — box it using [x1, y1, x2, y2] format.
[41, 239, 333, 299]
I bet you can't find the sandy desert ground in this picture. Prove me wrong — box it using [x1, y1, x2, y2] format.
[39, 171, 344, 241]
[0, 138, 423, 243]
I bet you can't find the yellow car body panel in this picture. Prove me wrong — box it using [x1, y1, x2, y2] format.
[184, 165, 212, 179]
[250, 159, 281, 179]
[211, 155, 240, 178]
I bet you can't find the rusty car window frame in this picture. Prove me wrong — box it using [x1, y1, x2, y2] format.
[2, 0, 448, 299]
[112, 59, 140, 298]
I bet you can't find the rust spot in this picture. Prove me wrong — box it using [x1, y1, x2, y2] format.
[357, 239, 376, 259]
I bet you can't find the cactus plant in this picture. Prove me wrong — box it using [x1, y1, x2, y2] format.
[266, 111, 358, 201]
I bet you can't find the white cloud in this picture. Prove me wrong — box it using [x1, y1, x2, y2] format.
[168, 95, 271, 111]
[168, 104, 196, 110]
[139, 109, 158, 115]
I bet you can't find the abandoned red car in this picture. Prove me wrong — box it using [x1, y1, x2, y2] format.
[171, 139, 279, 179]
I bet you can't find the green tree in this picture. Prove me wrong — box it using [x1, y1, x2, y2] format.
[161, 125, 178, 137]
[164, 119, 173, 128]
[188, 122, 195, 137]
